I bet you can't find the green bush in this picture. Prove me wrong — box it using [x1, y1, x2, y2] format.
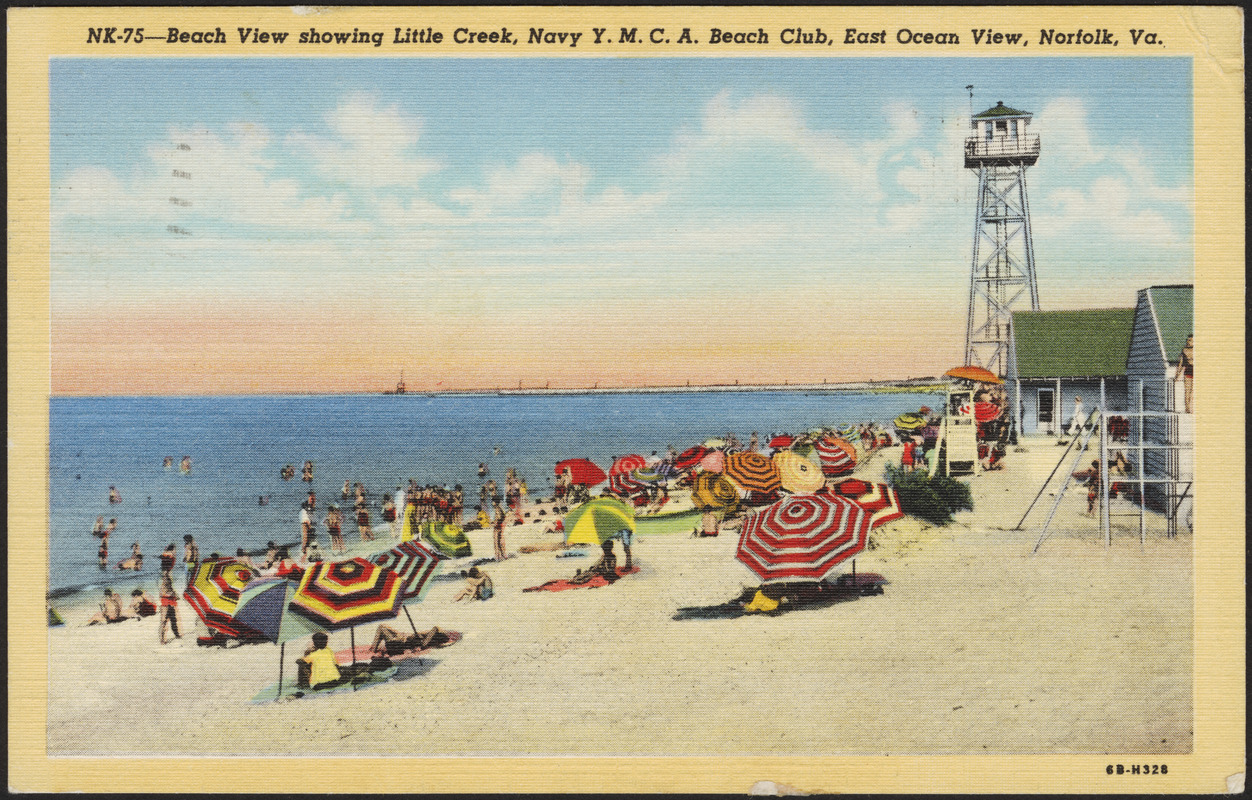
[883, 464, 974, 526]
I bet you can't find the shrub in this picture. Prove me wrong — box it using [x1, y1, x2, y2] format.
[883, 464, 974, 526]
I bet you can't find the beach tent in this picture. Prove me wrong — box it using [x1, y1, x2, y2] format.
[736, 493, 871, 583]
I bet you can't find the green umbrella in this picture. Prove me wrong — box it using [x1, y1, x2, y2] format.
[564, 496, 636, 545]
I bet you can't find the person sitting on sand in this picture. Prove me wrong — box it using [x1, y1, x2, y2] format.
[261, 541, 279, 570]
[453, 566, 493, 601]
[570, 540, 619, 585]
[296, 632, 369, 690]
[369, 624, 452, 656]
[234, 548, 255, 568]
[273, 547, 301, 577]
[129, 588, 158, 618]
[87, 589, 131, 624]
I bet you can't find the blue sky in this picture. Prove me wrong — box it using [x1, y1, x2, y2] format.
[50, 56, 1193, 391]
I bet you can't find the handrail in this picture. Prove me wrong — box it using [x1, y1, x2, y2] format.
[965, 135, 1040, 159]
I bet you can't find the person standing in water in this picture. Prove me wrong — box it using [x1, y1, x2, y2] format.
[325, 504, 345, 553]
[355, 499, 374, 542]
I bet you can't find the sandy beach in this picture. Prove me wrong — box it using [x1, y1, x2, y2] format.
[46, 436, 1191, 757]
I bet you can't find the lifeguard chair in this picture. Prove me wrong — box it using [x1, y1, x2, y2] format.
[932, 385, 979, 477]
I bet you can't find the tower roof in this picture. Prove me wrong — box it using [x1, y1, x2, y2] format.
[973, 101, 1032, 119]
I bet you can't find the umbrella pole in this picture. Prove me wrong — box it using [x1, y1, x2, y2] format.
[277, 642, 285, 701]
[350, 627, 356, 666]
[403, 605, 419, 635]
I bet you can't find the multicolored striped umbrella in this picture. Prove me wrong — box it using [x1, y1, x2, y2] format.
[288, 557, 405, 629]
[768, 434, 794, 448]
[563, 496, 636, 545]
[555, 458, 607, 487]
[736, 493, 871, 582]
[673, 445, 709, 471]
[772, 449, 826, 494]
[419, 520, 472, 558]
[370, 539, 443, 600]
[723, 451, 783, 496]
[813, 436, 857, 476]
[183, 557, 263, 638]
[691, 471, 740, 511]
[893, 412, 927, 431]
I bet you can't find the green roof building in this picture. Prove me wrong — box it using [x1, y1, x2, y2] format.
[1007, 308, 1135, 436]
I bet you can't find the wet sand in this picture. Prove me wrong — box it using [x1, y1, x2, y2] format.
[46, 436, 1191, 756]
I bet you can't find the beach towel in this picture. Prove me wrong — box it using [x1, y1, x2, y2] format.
[522, 565, 641, 593]
[249, 664, 400, 703]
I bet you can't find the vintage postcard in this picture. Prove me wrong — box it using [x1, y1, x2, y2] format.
[8, 5, 1244, 794]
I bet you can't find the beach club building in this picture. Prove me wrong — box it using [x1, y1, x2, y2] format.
[1125, 285, 1194, 509]
[1006, 307, 1135, 437]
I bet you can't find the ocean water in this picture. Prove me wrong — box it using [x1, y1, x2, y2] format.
[49, 390, 940, 592]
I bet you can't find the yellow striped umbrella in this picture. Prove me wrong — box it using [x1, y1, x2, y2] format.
[691, 472, 740, 511]
[772, 450, 825, 493]
[183, 557, 261, 638]
[288, 557, 405, 629]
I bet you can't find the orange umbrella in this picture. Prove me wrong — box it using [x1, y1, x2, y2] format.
[944, 365, 1003, 385]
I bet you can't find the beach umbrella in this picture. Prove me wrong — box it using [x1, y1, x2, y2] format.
[772, 450, 825, 494]
[370, 539, 444, 600]
[631, 466, 666, 484]
[288, 557, 406, 630]
[608, 454, 647, 476]
[826, 478, 871, 498]
[697, 449, 725, 473]
[606, 455, 649, 497]
[673, 445, 709, 471]
[419, 520, 472, 558]
[852, 483, 906, 529]
[736, 492, 871, 583]
[370, 539, 444, 635]
[768, 434, 794, 449]
[691, 472, 740, 511]
[813, 436, 857, 477]
[723, 451, 783, 496]
[944, 365, 1004, 385]
[652, 461, 679, 480]
[555, 458, 606, 487]
[973, 402, 1003, 423]
[234, 576, 325, 701]
[183, 557, 263, 638]
[893, 412, 926, 431]
[563, 496, 636, 546]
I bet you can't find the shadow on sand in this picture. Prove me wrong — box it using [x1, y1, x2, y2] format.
[673, 580, 885, 621]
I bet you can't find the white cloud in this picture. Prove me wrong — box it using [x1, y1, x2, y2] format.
[287, 93, 440, 190]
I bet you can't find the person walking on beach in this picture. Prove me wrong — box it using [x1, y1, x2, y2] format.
[160, 542, 177, 576]
[158, 574, 181, 643]
[1067, 395, 1085, 438]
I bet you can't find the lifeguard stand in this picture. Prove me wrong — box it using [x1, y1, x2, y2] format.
[932, 385, 979, 477]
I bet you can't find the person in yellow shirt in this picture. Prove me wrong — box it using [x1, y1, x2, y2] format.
[297, 632, 360, 690]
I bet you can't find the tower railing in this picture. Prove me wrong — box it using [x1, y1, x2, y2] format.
[964, 134, 1041, 164]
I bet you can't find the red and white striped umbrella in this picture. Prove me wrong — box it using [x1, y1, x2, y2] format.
[813, 435, 857, 476]
[369, 539, 443, 600]
[736, 493, 871, 582]
[607, 454, 650, 498]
